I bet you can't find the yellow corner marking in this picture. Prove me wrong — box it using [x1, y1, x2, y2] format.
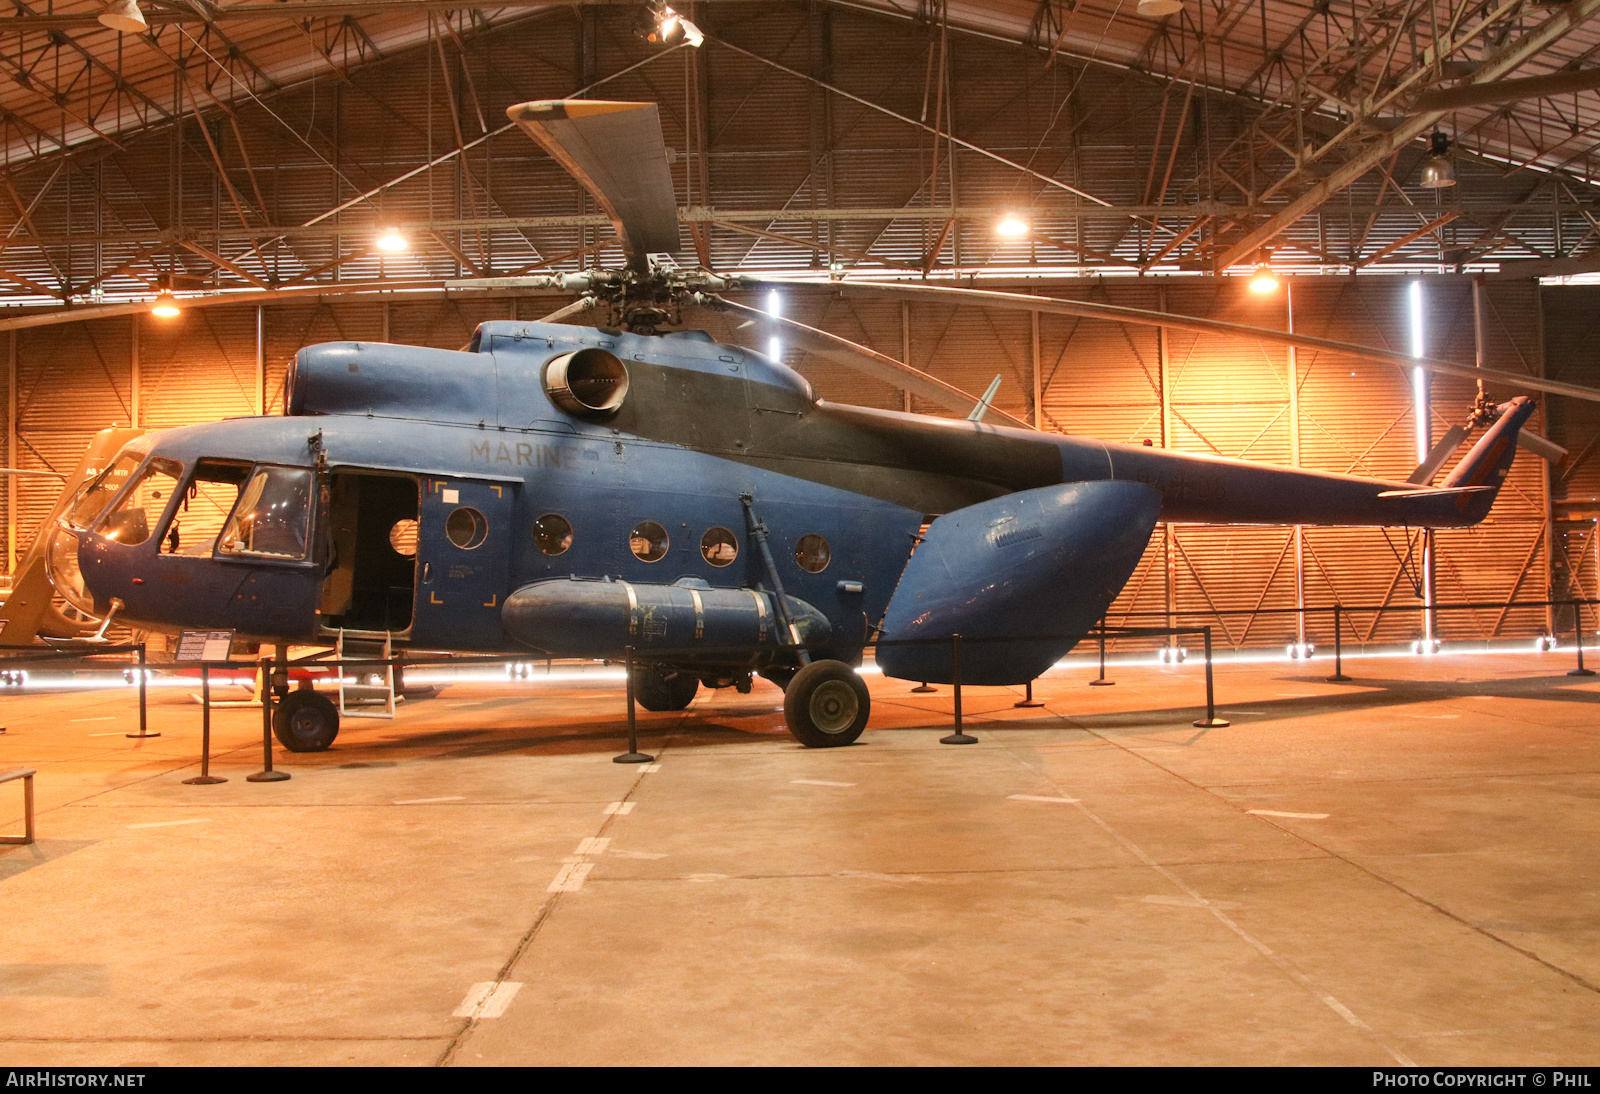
[430, 592, 444, 604]
[483, 594, 498, 608]
[491, 485, 504, 498]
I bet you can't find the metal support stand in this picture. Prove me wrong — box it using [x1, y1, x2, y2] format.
[126, 643, 159, 738]
[1192, 627, 1230, 729]
[1089, 617, 1114, 685]
[1570, 601, 1595, 677]
[911, 682, 936, 693]
[247, 656, 289, 783]
[183, 664, 227, 785]
[614, 647, 655, 764]
[1014, 679, 1044, 708]
[0, 768, 35, 845]
[1326, 604, 1352, 682]
[941, 634, 977, 745]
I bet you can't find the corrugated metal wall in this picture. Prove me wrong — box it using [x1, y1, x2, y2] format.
[1, 275, 1562, 648]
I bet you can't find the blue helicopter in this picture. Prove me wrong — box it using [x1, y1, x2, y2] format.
[38, 100, 1551, 754]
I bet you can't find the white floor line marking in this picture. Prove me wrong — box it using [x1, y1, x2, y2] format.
[88, 731, 131, 737]
[610, 849, 667, 860]
[477, 981, 522, 1018]
[126, 818, 211, 829]
[574, 836, 610, 856]
[453, 981, 523, 1019]
[640, 764, 661, 772]
[791, 779, 855, 787]
[393, 796, 466, 805]
[547, 861, 595, 893]
[603, 801, 636, 815]
[1008, 793, 1080, 803]
[1247, 809, 1331, 820]
[453, 982, 493, 1017]
[72, 717, 116, 722]
[1062, 795, 1412, 1065]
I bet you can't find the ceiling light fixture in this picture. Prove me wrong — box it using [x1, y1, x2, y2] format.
[1248, 262, 1281, 294]
[150, 290, 181, 318]
[98, 0, 147, 34]
[996, 213, 1030, 238]
[1419, 130, 1456, 188]
[650, 4, 704, 47]
[1136, 0, 1185, 17]
[375, 227, 409, 253]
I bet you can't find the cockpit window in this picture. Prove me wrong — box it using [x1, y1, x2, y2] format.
[217, 466, 314, 560]
[94, 458, 181, 547]
[162, 460, 251, 556]
[69, 452, 142, 529]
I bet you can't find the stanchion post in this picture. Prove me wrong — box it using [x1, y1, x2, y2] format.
[1570, 600, 1595, 677]
[248, 655, 290, 783]
[1090, 616, 1114, 686]
[614, 646, 654, 763]
[941, 633, 978, 745]
[1192, 627, 1230, 729]
[126, 642, 159, 739]
[1014, 677, 1044, 708]
[1326, 604, 1351, 683]
[183, 663, 226, 785]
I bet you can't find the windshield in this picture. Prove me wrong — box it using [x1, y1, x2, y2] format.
[94, 458, 181, 546]
[217, 467, 314, 560]
[68, 452, 142, 529]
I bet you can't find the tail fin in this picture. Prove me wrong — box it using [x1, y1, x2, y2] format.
[1435, 396, 1536, 521]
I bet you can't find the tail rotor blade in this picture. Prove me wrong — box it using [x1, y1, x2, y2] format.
[1407, 423, 1468, 485]
[1517, 430, 1569, 465]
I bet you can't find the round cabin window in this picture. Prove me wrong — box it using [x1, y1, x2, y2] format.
[629, 520, 670, 563]
[534, 513, 573, 556]
[445, 506, 488, 550]
[389, 518, 419, 556]
[700, 527, 738, 567]
[794, 533, 831, 573]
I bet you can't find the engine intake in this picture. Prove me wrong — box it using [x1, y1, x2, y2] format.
[544, 348, 629, 416]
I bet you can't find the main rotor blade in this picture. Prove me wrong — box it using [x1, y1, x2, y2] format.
[1411, 68, 1600, 113]
[537, 298, 594, 324]
[753, 279, 1600, 406]
[713, 297, 1034, 430]
[505, 100, 680, 275]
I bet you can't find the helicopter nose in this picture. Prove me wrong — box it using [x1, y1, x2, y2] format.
[44, 524, 102, 617]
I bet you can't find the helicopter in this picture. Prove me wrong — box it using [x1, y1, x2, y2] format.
[34, 99, 1563, 754]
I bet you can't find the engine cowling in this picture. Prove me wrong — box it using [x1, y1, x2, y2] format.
[877, 481, 1161, 685]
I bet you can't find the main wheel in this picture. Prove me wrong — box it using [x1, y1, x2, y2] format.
[784, 659, 870, 748]
[632, 666, 699, 712]
[273, 689, 340, 752]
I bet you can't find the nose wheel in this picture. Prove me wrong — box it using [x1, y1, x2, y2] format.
[273, 689, 341, 752]
[783, 660, 870, 748]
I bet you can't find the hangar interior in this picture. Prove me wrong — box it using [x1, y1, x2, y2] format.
[0, 0, 1599, 1068]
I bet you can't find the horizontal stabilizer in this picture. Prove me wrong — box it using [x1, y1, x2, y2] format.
[1377, 486, 1493, 500]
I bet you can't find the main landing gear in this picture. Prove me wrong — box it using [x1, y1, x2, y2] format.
[782, 660, 870, 748]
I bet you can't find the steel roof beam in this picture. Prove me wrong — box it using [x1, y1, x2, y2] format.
[1212, 0, 1600, 271]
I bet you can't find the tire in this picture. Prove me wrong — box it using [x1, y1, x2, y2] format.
[783, 659, 870, 748]
[632, 666, 699, 712]
[273, 689, 340, 752]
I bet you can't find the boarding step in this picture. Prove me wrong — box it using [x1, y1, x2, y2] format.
[337, 629, 397, 719]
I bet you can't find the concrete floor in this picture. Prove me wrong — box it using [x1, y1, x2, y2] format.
[0, 650, 1598, 1066]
